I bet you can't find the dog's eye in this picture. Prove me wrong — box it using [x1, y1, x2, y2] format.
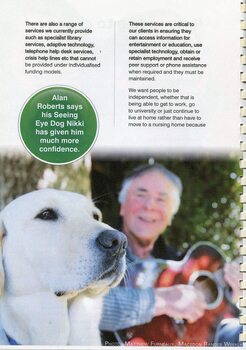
[93, 212, 101, 221]
[2, 224, 7, 238]
[36, 209, 58, 221]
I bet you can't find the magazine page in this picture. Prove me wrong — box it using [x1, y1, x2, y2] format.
[0, 0, 242, 348]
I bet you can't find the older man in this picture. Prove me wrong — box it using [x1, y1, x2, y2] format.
[100, 164, 240, 343]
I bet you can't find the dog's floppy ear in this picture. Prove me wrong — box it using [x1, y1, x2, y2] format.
[0, 214, 5, 294]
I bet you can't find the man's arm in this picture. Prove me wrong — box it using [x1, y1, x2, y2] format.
[224, 262, 241, 303]
[100, 287, 155, 331]
[100, 285, 206, 331]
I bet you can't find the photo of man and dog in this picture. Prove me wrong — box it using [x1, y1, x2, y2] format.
[0, 152, 242, 346]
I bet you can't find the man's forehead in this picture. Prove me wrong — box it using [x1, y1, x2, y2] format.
[129, 171, 175, 192]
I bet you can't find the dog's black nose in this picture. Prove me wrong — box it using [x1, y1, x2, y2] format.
[96, 230, 127, 254]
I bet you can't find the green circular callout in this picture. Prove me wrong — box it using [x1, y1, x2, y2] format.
[19, 86, 98, 165]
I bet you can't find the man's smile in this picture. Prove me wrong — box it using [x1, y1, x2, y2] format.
[138, 216, 157, 224]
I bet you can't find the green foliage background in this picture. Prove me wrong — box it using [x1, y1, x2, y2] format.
[0, 152, 91, 208]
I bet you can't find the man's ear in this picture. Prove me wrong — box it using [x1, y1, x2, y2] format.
[120, 203, 125, 217]
[0, 215, 5, 295]
[167, 216, 173, 226]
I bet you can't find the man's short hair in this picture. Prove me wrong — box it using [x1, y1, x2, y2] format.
[118, 163, 182, 216]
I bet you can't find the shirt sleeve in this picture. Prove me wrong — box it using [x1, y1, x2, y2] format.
[100, 286, 155, 331]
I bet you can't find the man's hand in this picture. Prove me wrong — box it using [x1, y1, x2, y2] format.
[154, 285, 206, 323]
[224, 262, 241, 303]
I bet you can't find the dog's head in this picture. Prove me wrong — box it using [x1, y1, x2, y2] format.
[0, 189, 126, 298]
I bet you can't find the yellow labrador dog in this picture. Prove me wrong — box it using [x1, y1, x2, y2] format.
[0, 189, 126, 345]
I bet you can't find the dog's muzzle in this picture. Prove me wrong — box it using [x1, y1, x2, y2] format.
[96, 230, 127, 256]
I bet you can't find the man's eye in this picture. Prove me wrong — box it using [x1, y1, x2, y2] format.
[93, 212, 101, 221]
[35, 209, 58, 221]
[136, 193, 145, 198]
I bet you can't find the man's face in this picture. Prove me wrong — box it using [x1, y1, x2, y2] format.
[120, 171, 177, 247]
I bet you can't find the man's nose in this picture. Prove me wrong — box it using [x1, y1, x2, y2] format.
[144, 196, 156, 210]
[96, 229, 127, 255]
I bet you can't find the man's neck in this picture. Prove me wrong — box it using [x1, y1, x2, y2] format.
[126, 236, 154, 259]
